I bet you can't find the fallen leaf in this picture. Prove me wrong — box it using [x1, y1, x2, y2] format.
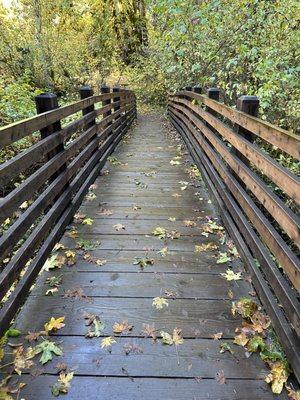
[215, 370, 226, 384]
[123, 343, 143, 355]
[220, 269, 242, 281]
[152, 227, 167, 240]
[46, 288, 59, 296]
[212, 332, 223, 340]
[194, 243, 218, 252]
[101, 337, 116, 348]
[234, 331, 250, 348]
[66, 229, 78, 239]
[286, 386, 300, 399]
[32, 340, 63, 364]
[13, 346, 35, 375]
[51, 371, 74, 396]
[152, 297, 169, 310]
[141, 324, 157, 340]
[158, 247, 168, 257]
[82, 218, 94, 225]
[113, 223, 125, 231]
[265, 361, 289, 394]
[216, 252, 231, 264]
[44, 317, 65, 333]
[85, 316, 105, 338]
[98, 209, 113, 216]
[183, 220, 196, 227]
[164, 289, 178, 298]
[133, 257, 154, 269]
[113, 321, 133, 335]
[219, 342, 234, 354]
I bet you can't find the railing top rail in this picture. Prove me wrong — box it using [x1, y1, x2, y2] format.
[171, 90, 300, 160]
[0, 90, 134, 149]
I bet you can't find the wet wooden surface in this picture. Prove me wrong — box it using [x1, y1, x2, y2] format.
[6, 114, 286, 399]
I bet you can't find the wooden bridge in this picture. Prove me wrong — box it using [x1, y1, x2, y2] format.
[0, 85, 299, 399]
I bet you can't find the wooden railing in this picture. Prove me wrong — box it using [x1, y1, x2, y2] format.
[168, 87, 300, 381]
[0, 85, 136, 336]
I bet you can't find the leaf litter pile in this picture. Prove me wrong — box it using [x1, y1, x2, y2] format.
[0, 134, 298, 399]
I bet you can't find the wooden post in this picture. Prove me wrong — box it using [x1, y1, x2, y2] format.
[101, 84, 111, 128]
[35, 93, 65, 179]
[207, 88, 220, 116]
[234, 95, 259, 167]
[206, 88, 221, 134]
[79, 85, 95, 129]
[193, 85, 202, 94]
[113, 86, 121, 111]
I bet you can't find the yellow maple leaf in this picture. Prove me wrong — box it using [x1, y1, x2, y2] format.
[172, 328, 184, 345]
[233, 332, 249, 347]
[44, 317, 65, 333]
[220, 269, 242, 281]
[113, 321, 133, 334]
[265, 361, 289, 394]
[152, 297, 169, 310]
[101, 336, 116, 348]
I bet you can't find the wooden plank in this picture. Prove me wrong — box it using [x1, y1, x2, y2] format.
[6, 376, 286, 400]
[72, 219, 214, 236]
[4, 336, 267, 379]
[78, 206, 206, 220]
[60, 234, 221, 253]
[31, 271, 250, 299]
[170, 100, 300, 205]
[14, 297, 240, 338]
[177, 90, 300, 160]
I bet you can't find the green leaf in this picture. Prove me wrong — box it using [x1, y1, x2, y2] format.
[33, 340, 63, 364]
[6, 328, 21, 338]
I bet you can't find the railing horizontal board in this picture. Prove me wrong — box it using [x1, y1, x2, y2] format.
[169, 110, 300, 381]
[176, 91, 300, 160]
[0, 104, 135, 302]
[0, 92, 123, 148]
[0, 109, 134, 337]
[171, 97, 300, 205]
[0, 110, 96, 187]
[169, 102, 300, 249]
[169, 106, 300, 295]
[0, 102, 134, 225]
[168, 108, 300, 333]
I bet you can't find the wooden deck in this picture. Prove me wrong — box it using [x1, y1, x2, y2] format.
[5, 113, 287, 399]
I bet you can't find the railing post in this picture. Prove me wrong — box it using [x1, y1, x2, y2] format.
[193, 85, 202, 94]
[113, 86, 121, 116]
[206, 88, 221, 136]
[101, 84, 111, 129]
[79, 85, 95, 129]
[207, 88, 220, 116]
[35, 93, 65, 179]
[234, 95, 259, 167]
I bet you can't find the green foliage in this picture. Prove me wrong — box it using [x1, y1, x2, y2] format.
[126, 0, 300, 133]
[0, 74, 43, 125]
